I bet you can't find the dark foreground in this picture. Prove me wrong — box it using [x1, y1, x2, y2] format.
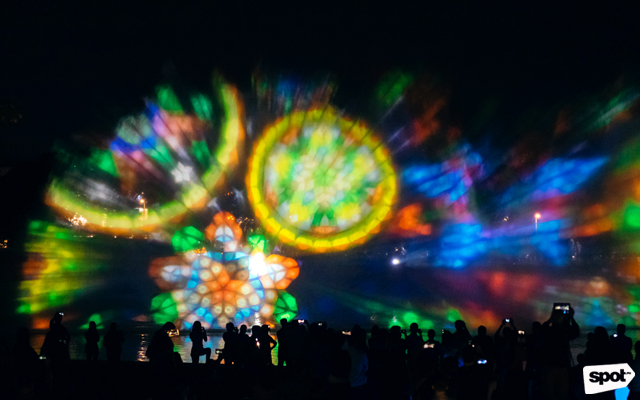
[3, 360, 316, 400]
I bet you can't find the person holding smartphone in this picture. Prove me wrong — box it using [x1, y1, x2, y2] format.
[189, 321, 211, 363]
[540, 305, 579, 399]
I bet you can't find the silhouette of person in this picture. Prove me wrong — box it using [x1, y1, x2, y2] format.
[13, 327, 39, 392]
[367, 325, 386, 377]
[472, 325, 495, 363]
[40, 312, 70, 365]
[258, 324, 277, 365]
[585, 327, 616, 400]
[453, 344, 490, 400]
[189, 321, 211, 363]
[540, 306, 580, 400]
[611, 323, 633, 363]
[146, 322, 179, 399]
[406, 322, 424, 363]
[103, 322, 124, 363]
[452, 319, 472, 351]
[347, 327, 369, 399]
[420, 328, 443, 373]
[327, 331, 351, 400]
[220, 322, 238, 365]
[84, 321, 100, 361]
[146, 322, 176, 364]
[40, 312, 70, 396]
[276, 319, 290, 367]
[388, 325, 410, 397]
[585, 326, 614, 367]
[236, 324, 251, 366]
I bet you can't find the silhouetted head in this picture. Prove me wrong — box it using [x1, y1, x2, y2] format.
[587, 332, 595, 342]
[594, 326, 609, 342]
[454, 320, 467, 331]
[260, 324, 270, 334]
[193, 321, 201, 331]
[371, 325, 380, 337]
[251, 326, 260, 336]
[478, 326, 487, 336]
[50, 312, 63, 328]
[239, 325, 247, 334]
[162, 322, 176, 332]
[226, 322, 235, 332]
[109, 322, 117, 331]
[427, 329, 435, 340]
[280, 319, 288, 327]
[89, 321, 97, 332]
[390, 325, 401, 340]
[617, 324, 626, 335]
[16, 327, 30, 347]
[410, 323, 419, 333]
[532, 321, 541, 334]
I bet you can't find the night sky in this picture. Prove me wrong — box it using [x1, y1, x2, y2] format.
[2, 2, 640, 165]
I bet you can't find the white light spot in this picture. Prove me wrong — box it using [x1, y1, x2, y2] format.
[172, 163, 193, 183]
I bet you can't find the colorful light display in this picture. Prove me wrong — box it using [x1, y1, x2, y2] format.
[46, 82, 244, 236]
[150, 212, 299, 329]
[17, 221, 102, 316]
[14, 71, 640, 336]
[247, 107, 398, 252]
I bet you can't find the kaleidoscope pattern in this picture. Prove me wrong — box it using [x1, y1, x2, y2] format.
[46, 82, 244, 236]
[247, 107, 398, 252]
[150, 212, 299, 329]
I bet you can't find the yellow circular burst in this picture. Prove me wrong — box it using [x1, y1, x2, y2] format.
[247, 107, 397, 252]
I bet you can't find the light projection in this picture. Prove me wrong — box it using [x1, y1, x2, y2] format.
[149, 212, 299, 329]
[16, 220, 147, 330]
[17, 221, 104, 316]
[46, 81, 244, 236]
[13, 70, 640, 337]
[247, 107, 398, 252]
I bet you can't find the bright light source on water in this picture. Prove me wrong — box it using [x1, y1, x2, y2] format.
[391, 258, 400, 265]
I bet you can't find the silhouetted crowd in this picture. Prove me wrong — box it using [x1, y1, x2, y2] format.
[4, 307, 640, 399]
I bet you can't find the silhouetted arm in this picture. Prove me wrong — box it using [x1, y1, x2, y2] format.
[567, 307, 580, 340]
[494, 321, 505, 341]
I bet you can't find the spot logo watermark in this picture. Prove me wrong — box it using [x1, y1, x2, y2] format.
[583, 363, 635, 394]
